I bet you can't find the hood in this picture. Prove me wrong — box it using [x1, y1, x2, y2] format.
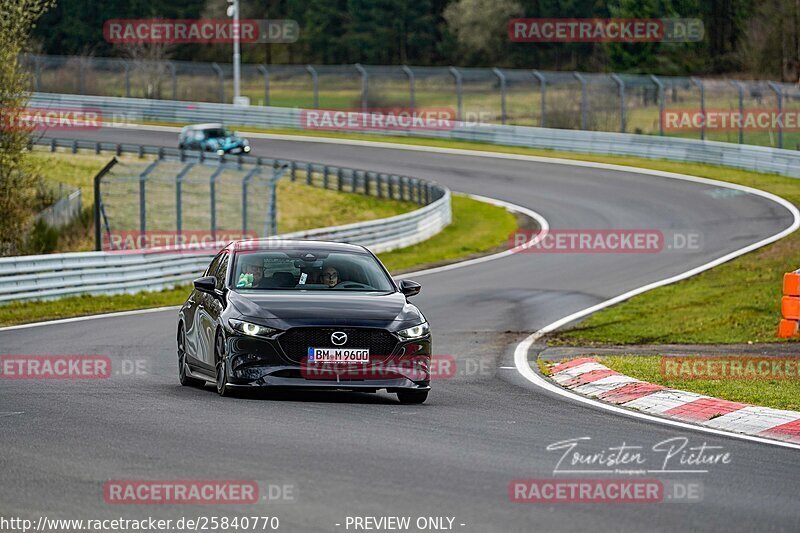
[228, 290, 421, 327]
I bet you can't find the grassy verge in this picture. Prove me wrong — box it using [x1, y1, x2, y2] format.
[600, 355, 800, 412]
[0, 194, 517, 327]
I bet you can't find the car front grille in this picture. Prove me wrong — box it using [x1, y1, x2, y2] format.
[278, 327, 398, 362]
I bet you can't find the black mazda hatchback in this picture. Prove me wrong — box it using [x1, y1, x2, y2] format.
[177, 240, 431, 403]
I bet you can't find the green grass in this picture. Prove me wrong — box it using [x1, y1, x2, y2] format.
[600, 355, 800, 411]
[0, 195, 517, 326]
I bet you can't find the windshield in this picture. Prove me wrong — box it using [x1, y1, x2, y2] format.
[232, 249, 394, 292]
[203, 128, 231, 138]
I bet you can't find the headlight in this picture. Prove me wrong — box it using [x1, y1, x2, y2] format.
[396, 321, 430, 340]
[243, 145, 251, 153]
[229, 319, 281, 338]
[216, 149, 225, 156]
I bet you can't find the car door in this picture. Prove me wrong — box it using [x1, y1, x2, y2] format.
[194, 252, 224, 371]
[204, 251, 229, 366]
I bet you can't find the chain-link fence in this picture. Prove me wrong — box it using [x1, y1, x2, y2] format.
[22, 54, 800, 150]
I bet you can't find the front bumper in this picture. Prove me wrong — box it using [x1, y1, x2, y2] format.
[224, 331, 432, 391]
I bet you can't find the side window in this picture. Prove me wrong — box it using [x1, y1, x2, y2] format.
[214, 253, 229, 290]
[204, 252, 223, 277]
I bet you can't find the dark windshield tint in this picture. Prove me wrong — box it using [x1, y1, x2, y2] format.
[232, 249, 394, 292]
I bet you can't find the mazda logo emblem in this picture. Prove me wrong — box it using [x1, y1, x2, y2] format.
[331, 331, 348, 346]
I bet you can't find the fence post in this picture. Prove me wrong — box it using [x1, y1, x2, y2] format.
[691, 77, 705, 141]
[122, 60, 131, 97]
[138, 160, 161, 239]
[257, 65, 270, 106]
[355, 64, 369, 112]
[402, 65, 416, 110]
[241, 166, 260, 235]
[306, 65, 319, 109]
[34, 55, 42, 92]
[79, 59, 86, 95]
[768, 81, 784, 149]
[650, 75, 665, 136]
[212, 63, 224, 103]
[493, 68, 507, 125]
[731, 80, 745, 144]
[209, 166, 225, 242]
[166, 61, 177, 100]
[610, 73, 626, 133]
[532, 70, 546, 127]
[449, 66, 463, 121]
[175, 163, 194, 243]
[93, 157, 118, 251]
[573, 72, 588, 130]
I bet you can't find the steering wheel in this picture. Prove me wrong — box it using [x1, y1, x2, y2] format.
[335, 281, 370, 289]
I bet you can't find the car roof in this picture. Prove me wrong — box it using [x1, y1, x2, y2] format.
[228, 239, 369, 254]
[185, 123, 224, 131]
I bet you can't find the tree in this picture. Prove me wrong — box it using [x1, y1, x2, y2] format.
[443, 0, 523, 65]
[0, 0, 55, 256]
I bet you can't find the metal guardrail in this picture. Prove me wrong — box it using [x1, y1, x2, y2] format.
[30, 92, 800, 179]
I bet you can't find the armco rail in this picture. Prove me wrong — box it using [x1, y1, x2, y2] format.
[0, 152, 450, 303]
[30, 92, 800, 179]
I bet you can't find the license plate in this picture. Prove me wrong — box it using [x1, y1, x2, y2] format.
[307, 348, 369, 363]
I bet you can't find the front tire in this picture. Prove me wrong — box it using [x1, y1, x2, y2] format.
[215, 331, 233, 397]
[178, 325, 205, 388]
[397, 390, 428, 404]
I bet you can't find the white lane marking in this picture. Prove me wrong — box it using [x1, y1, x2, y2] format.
[0, 306, 181, 332]
[0, 196, 549, 331]
[0, 412, 24, 418]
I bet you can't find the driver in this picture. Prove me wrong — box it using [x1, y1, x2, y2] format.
[321, 266, 340, 288]
[237, 256, 265, 288]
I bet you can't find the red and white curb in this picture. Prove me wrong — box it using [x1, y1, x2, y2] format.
[548, 357, 800, 445]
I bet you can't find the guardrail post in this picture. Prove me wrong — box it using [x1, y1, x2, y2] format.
[399, 176, 406, 201]
[416, 180, 423, 204]
[95, 142, 101, 155]
[376, 174, 383, 198]
[532, 70, 546, 127]
[493, 68, 507, 125]
[337, 168, 343, 191]
[306, 163, 312, 185]
[352, 170, 359, 193]
[166, 61, 177, 100]
[257, 65, 270, 106]
[364, 172, 371, 195]
[355, 64, 368, 113]
[323, 165, 329, 189]
[690, 77, 705, 141]
[730, 80, 745, 144]
[610, 73, 626, 133]
[650, 75, 665, 136]
[449, 67, 463, 121]
[306, 65, 319, 109]
[573, 72, 588, 130]
[212, 63, 224, 103]
[768, 81, 784, 149]
[402, 65, 416, 110]
[388, 175, 395, 200]
[93, 157, 118, 251]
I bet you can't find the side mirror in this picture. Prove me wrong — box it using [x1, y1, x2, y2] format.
[399, 279, 421, 297]
[193, 276, 217, 294]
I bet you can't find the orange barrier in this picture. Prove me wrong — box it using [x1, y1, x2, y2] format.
[779, 272, 800, 338]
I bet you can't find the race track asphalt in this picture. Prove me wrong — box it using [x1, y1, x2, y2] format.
[1, 127, 798, 532]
